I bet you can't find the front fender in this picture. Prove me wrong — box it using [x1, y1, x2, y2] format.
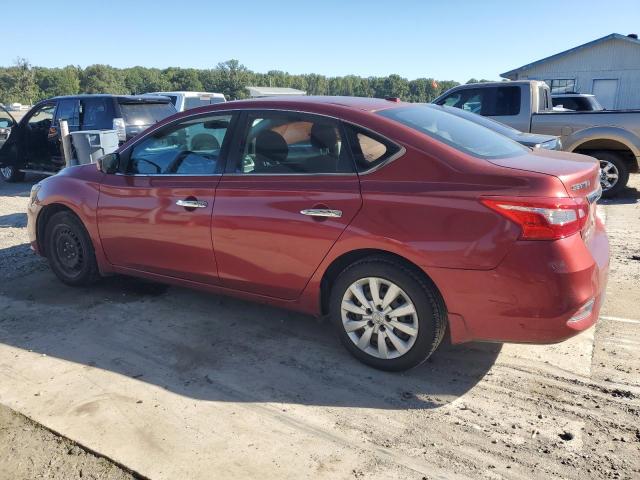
[30, 166, 111, 273]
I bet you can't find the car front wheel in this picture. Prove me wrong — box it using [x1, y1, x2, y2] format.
[45, 211, 100, 286]
[330, 257, 447, 371]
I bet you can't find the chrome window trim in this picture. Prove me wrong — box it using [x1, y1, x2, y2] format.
[113, 172, 222, 177]
[119, 107, 406, 178]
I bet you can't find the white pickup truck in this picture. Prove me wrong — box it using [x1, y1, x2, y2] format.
[434, 80, 640, 197]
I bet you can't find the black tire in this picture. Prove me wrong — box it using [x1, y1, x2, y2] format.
[44, 211, 100, 286]
[329, 256, 447, 371]
[591, 150, 629, 198]
[0, 165, 25, 183]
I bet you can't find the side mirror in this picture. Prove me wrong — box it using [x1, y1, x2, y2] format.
[97, 152, 120, 174]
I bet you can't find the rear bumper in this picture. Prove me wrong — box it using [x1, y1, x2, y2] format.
[428, 221, 609, 344]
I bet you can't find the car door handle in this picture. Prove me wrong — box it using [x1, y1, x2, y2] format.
[176, 199, 208, 209]
[300, 208, 342, 218]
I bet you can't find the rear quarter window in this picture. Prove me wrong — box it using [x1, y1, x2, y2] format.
[344, 125, 401, 172]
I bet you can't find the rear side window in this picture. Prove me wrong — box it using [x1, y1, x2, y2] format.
[118, 102, 176, 126]
[80, 98, 113, 130]
[184, 96, 225, 110]
[437, 86, 521, 116]
[344, 125, 401, 172]
[235, 112, 354, 174]
[378, 105, 527, 159]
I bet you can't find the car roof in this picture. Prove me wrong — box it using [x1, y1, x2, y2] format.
[48, 94, 173, 103]
[214, 96, 406, 113]
[151, 91, 225, 96]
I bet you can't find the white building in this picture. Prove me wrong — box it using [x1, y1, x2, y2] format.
[501, 33, 640, 110]
[246, 87, 306, 98]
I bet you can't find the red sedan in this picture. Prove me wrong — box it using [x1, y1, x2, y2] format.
[27, 97, 609, 371]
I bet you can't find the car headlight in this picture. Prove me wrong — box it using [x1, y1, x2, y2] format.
[29, 183, 41, 205]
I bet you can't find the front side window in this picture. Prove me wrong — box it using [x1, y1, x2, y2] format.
[127, 114, 232, 175]
[379, 105, 527, 159]
[235, 112, 354, 174]
[28, 104, 55, 128]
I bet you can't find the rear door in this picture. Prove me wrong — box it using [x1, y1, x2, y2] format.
[213, 110, 362, 300]
[97, 112, 236, 284]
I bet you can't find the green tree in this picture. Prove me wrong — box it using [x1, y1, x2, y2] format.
[81, 64, 127, 94]
[35, 66, 80, 99]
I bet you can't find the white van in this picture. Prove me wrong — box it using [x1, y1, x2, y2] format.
[147, 91, 226, 112]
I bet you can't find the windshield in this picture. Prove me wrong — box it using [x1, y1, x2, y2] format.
[119, 102, 176, 126]
[184, 96, 226, 110]
[379, 105, 528, 159]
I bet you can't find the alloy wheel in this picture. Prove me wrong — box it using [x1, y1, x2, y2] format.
[340, 277, 419, 359]
[599, 159, 619, 192]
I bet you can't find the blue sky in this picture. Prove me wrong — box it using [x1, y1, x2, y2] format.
[3, 0, 639, 82]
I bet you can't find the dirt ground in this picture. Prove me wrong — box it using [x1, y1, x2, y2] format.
[0, 174, 639, 479]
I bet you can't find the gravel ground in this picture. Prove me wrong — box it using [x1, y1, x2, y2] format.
[0, 173, 639, 479]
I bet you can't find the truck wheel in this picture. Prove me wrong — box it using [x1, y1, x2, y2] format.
[329, 256, 447, 371]
[0, 165, 25, 183]
[591, 151, 629, 198]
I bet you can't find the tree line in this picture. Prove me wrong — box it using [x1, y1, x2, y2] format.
[0, 58, 491, 105]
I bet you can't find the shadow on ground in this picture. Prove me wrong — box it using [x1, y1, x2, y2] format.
[0, 266, 500, 410]
[600, 185, 640, 206]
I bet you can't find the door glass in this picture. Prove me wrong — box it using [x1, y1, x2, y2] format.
[128, 114, 232, 175]
[80, 98, 113, 130]
[55, 99, 80, 129]
[28, 104, 55, 129]
[237, 112, 354, 174]
[0, 109, 14, 128]
[345, 125, 401, 172]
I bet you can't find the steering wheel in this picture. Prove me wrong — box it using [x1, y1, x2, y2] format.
[166, 150, 196, 173]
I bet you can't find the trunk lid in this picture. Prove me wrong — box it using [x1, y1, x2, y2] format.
[488, 149, 600, 199]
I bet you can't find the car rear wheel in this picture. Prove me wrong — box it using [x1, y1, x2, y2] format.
[45, 211, 100, 286]
[592, 151, 629, 198]
[330, 257, 447, 371]
[0, 165, 25, 183]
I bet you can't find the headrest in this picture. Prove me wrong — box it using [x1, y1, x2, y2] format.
[255, 130, 288, 163]
[310, 123, 339, 154]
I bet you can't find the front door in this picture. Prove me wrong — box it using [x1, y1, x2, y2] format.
[97, 113, 235, 284]
[213, 110, 362, 300]
[24, 102, 56, 169]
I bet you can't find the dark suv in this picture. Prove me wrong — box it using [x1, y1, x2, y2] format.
[0, 95, 176, 182]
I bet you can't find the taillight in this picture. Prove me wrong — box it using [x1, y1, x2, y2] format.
[481, 197, 589, 240]
[112, 117, 126, 142]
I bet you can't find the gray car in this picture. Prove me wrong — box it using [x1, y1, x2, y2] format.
[435, 104, 562, 150]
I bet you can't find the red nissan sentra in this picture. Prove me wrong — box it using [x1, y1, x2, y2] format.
[26, 97, 609, 371]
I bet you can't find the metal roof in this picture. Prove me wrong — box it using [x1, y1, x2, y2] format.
[501, 33, 640, 79]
